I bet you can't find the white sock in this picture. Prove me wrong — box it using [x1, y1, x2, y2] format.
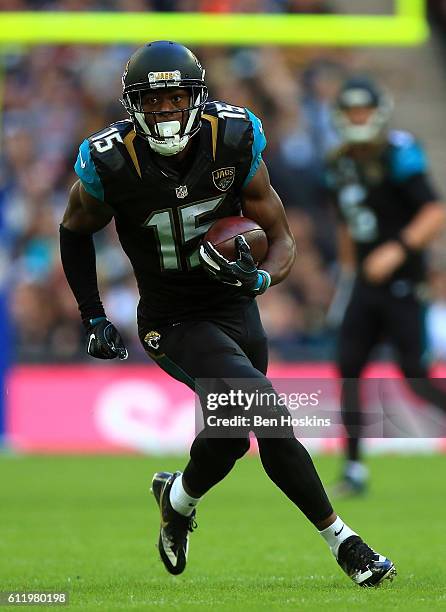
[319, 516, 357, 558]
[345, 461, 369, 482]
[169, 474, 201, 517]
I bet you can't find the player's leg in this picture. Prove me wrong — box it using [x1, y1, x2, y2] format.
[253, 432, 395, 585]
[335, 281, 382, 495]
[233, 307, 336, 525]
[142, 317, 258, 574]
[210, 304, 338, 526]
[226, 303, 395, 587]
[385, 290, 446, 415]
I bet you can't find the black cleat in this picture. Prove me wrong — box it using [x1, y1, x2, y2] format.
[337, 535, 396, 587]
[150, 471, 197, 575]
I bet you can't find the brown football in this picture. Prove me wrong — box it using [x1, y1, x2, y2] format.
[204, 216, 268, 264]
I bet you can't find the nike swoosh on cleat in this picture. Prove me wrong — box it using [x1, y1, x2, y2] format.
[334, 524, 344, 537]
[354, 569, 373, 583]
[161, 531, 178, 567]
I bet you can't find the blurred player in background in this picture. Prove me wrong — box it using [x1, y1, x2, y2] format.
[326, 76, 446, 496]
[60, 42, 395, 586]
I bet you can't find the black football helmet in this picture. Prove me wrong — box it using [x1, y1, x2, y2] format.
[121, 41, 208, 155]
[332, 76, 393, 144]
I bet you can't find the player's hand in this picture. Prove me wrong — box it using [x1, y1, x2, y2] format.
[199, 235, 271, 295]
[86, 317, 128, 360]
[362, 241, 407, 284]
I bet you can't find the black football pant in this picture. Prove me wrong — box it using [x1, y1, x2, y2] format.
[338, 279, 446, 462]
[139, 300, 333, 525]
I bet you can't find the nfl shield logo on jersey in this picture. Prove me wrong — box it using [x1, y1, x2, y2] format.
[176, 185, 188, 199]
[212, 167, 235, 191]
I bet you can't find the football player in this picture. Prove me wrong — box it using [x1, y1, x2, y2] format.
[326, 76, 446, 496]
[60, 42, 395, 586]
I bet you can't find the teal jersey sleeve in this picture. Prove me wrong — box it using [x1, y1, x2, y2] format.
[243, 109, 267, 187]
[74, 139, 105, 201]
[389, 132, 428, 183]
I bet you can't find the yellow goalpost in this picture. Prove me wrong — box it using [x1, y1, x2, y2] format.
[0, 1, 428, 46]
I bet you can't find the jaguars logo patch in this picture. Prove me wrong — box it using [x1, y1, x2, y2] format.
[212, 167, 235, 191]
[144, 330, 161, 351]
[175, 185, 188, 199]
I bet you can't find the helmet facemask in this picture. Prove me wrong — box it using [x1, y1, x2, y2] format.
[333, 85, 393, 145]
[122, 76, 208, 156]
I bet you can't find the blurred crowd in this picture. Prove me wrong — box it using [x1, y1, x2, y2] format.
[2, 1, 446, 363]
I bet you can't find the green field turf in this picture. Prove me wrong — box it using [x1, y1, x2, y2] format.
[0, 453, 445, 611]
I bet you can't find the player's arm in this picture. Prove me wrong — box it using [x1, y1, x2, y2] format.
[240, 160, 296, 286]
[364, 172, 446, 284]
[60, 181, 127, 359]
[60, 180, 113, 322]
[199, 110, 294, 294]
[62, 179, 114, 234]
[399, 199, 446, 250]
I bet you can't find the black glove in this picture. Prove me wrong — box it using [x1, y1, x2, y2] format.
[199, 235, 271, 295]
[86, 317, 128, 360]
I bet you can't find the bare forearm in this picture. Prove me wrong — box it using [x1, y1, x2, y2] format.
[400, 202, 446, 250]
[261, 234, 296, 285]
[362, 204, 446, 284]
[242, 164, 296, 286]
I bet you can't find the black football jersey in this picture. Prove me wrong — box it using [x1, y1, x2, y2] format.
[326, 130, 438, 283]
[75, 101, 266, 325]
